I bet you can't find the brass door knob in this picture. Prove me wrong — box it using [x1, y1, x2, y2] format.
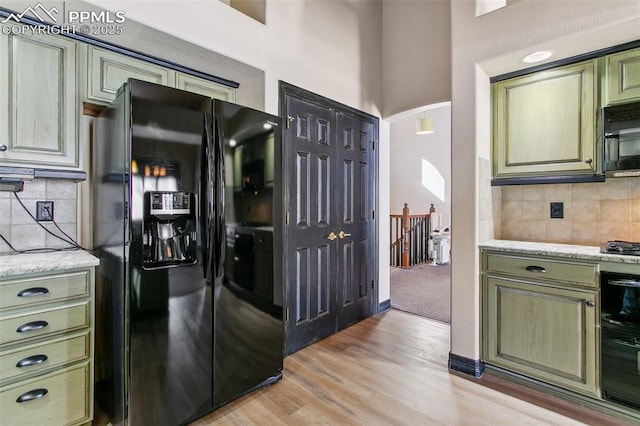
[327, 232, 337, 241]
[338, 230, 351, 239]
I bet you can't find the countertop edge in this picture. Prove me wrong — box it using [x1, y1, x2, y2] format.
[479, 240, 640, 265]
[0, 250, 100, 277]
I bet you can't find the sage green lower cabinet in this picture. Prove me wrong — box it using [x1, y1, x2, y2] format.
[483, 277, 598, 396]
[481, 249, 599, 397]
[0, 267, 95, 426]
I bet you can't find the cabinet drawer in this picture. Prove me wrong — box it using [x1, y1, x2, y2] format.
[485, 253, 598, 286]
[0, 270, 90, 310]
[0, 362, 90, 426]
[0, 302, 90, 346]
[0, 332, 90, 384]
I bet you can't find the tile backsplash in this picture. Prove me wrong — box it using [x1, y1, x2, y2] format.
[497, 178, 640, 246]
[0, 179, 78, 253]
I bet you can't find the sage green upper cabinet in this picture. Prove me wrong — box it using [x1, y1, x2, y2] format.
[85, 46, 236, 105]
[175, 73, 236, 102]
[492, 60, 597, 179]
[0, 32, 79, 168]
[604, 47, 640, 106]
[85, 45, 174, 104]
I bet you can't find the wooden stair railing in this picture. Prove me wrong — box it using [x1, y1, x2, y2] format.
[390, 203, 435, 268]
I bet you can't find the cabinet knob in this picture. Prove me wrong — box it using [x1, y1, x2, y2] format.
[584, 158, 593, 164]
[0, 144, 7, 152]
[585, 300, 595, 308]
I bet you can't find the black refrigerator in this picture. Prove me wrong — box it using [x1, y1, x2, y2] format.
[92, 79, 284, 426]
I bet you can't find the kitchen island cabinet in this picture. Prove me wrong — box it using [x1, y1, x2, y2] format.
[492, 60, 597, 180]
[0, 32, 80, 169]
[0, 251, 98, 426]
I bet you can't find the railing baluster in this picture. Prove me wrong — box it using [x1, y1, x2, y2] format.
[390, 205, 436, 268]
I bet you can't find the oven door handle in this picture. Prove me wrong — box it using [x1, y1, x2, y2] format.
[610, 338, 640, 349]
[608, 279, 640, 288]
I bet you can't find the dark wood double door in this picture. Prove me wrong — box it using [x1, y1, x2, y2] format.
[280, 83, 378, 355]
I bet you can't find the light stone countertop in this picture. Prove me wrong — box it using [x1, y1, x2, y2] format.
[0, 250, 100, 277]
[479, 240, 640, 265]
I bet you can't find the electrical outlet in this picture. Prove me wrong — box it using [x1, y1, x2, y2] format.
[550, 202, 564, 219]
[36, 201, 54, 221]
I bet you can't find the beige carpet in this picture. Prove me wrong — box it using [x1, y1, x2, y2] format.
[390, 263, 450, 323]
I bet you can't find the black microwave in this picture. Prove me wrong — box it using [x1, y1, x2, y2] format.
[603, 101, 640, 177]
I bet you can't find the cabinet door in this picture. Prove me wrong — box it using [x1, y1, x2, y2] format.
[85, 45, 174, 104]
[605, 47, 640, 105]
[483, 277, 598, 396]
[175, 73, 236, 102]
[0, 33, 79, 168]
[493, 60, 597, 178]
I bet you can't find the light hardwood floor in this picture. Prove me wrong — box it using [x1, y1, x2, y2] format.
[193, 310, 630, 425]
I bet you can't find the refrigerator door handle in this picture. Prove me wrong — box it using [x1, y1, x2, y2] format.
[214, 116, 225, 280]
[201, 113, 215, 280]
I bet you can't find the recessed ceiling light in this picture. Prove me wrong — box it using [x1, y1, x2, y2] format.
[522, 50, 553, 64]
[229, 139, 237, 147]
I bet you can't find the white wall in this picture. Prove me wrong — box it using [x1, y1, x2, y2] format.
[388, 104, 451, 226]
[450, 0, 640, 361]
[382, 0, 451, 118]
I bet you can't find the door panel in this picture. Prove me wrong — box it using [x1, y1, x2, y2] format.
[285, 96, 338, 354]
[336, 114, 375, 330]
[282, 87, 377, 354]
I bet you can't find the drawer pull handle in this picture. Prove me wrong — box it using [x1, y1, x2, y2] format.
[17, 287, 50, 297]
[16, 388, 48, 403]
[525, 265, 546, 273]
[16, 354, 49, 368]
[16, 320, 49, 333]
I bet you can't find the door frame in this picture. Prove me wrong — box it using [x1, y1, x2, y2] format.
[278, 81, 380, 354]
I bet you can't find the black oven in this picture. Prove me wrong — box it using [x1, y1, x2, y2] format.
[600, 271, 640, 409]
